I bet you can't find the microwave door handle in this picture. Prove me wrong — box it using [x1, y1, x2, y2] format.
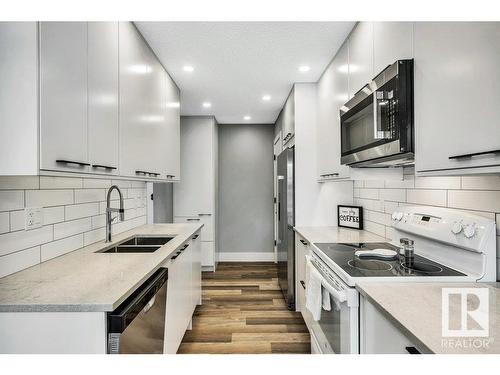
[373, 91, 381, 139]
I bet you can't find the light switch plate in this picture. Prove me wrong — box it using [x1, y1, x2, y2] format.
[25, 207, 43, 230]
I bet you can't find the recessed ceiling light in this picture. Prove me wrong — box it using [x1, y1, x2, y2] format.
[262, 95, 271, 101]
[183, 65, 194, 72]
[243, 115, 252, 121]
[299, 65, 310, 73]
[202, 102, 212, 108]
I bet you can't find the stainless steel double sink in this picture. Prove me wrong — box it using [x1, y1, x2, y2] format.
[96, 236, 174, 254]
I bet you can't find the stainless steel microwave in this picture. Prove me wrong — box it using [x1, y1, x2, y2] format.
[340, 59, 414, 167]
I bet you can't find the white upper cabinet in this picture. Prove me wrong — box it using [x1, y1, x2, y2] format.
[174, 117, 215, 216]
[414, 22, 500, 175]
[40, 22, 89, 173]
[88, 22, 119, 175]
[348, 22, 374, 98]
[373, 22, 413, 73]
[0, 22, 38, 175]
[119, 22, 170, 180]
[282, 88, 295, 145]
[164, 72, 181, 180]
[316, 41, 350, 180]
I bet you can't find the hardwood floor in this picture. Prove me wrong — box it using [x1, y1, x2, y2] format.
[178, 262, 311, 354]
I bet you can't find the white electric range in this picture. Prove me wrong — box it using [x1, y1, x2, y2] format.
[307, 206, 497, 354]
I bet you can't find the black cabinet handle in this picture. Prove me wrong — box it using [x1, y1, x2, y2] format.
[92, 164, 117, 170]
[187, 218, 200, 222]
[299, 239, 308, 246]
[405, 346, 421, 354]
[166, 175, 175, 179]
[135, 170, 160, 177]
[449, 149, 500, 160]
[56, 159, 90, 167]
[192, 235, 199, 240]
[300, 280, 306, 290]
[320, 173, 340, 178]
[198, 213, 212, 216]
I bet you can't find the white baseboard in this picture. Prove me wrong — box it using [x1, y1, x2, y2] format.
[218, 252, 275, 262]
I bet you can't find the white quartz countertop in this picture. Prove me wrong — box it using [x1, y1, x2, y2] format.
[294, 226, 386, 244]
[0, 224, 202, 313]
[357, 282, 500, 354]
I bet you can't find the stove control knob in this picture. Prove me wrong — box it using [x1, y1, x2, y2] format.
[463, 224, 477, 239]
[451, 221, 463, 235]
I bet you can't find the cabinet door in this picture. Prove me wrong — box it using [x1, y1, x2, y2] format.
[164, 72, 181, 181]
[201, 241, 215, 267]
[173, 117, 214, 216]
[119, 22, 165, 180]
[174, 215, 214, 242]
[88, 22, 119, 175]
[414, 22, 500, 174]
[295, 235, 308, 312]
[348, 22, 374, 98]
[373, 22, 413, 74]
[282, 88, 295, 145]
[164, 259, 184, 354]
[317, 41, 350, 180]
[40, 22, 89, 172]
[191, 233, 202, 307]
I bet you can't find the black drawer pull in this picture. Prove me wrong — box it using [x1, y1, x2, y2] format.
[183, 244, 189, 250]
[135, 170, 160, 177]
[299, 239, 308, 246]
[405, 346, 421, 354]
[166, 175, 175, 179]
[320, 173, 340, 178]
[449, 149, 500, 160]
[56, 159, 90, 167]
[300, 280, 306, 290]
[186, 218, 200, 222]
[198, 213, 212, 216]
[192, 235, 199, 240]
[92, 164, 117, 170]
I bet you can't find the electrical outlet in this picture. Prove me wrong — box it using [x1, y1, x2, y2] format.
[25, 207, 43, 230]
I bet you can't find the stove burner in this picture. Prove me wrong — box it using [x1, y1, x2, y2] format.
[347, 258, 393, 271]
[400, 261, 443, 274]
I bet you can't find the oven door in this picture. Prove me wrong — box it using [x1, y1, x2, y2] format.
[307, 255, 359, 354]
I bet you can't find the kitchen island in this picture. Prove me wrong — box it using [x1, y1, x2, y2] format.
[0, 223, 202, 353]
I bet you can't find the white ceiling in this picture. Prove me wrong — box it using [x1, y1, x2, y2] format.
[135, 22, 355, 124]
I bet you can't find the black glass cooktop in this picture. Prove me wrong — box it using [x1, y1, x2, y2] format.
[313, 242, 466, 278]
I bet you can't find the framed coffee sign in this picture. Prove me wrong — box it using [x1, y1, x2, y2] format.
[337, 205, 363, 230]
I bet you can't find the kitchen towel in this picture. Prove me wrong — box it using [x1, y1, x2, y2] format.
[305, 255, 324, 321]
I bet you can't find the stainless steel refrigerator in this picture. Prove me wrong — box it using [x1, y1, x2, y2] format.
[277, 146, 295, 310]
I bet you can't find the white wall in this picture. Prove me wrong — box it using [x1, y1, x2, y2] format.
[0, 176, 147, 278]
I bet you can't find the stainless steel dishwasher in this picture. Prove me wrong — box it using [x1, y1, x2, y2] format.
[107, 268, 168, 354]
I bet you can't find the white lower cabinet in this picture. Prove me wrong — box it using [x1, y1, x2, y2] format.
[295, 234, 309, 313]
[360, 295, 423, 354]
[164, 232, 202, 354]
[174, 216, 215, 268]
[201, 241, 215, 268]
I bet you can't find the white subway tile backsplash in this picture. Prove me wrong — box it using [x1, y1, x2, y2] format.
[0, 226, 53, 257]
[407, 189, 447, 207]
[364, 180, 385, 189]
[0, 176, 39, 190]
[0, 212, 9, 234]
[380, 189, 406, 202]
[0, 176, 148, 278]
[414, 176, 461, 190]
[363, 220, 386, 237]
[448, 190, 500, 212]
[359, 188, 379, 200]
[82, 178, 112, 189]
[65, 202, 99, 221]
[383, 201, 400, 214]
[385, 175, 415, 189]
[26, 190, 73, 207]
[0, 246, 40, 278]
[461, 176, 500, 190]
[83, 227, 105, 246]
[43, 206, 65, 225]
[353, 188, 360, 198]
[91, 214, 106, 229]
[0, 191, 24, 211]
[53, 218, 92, 240]
[40, 176, 83, 189]
[364, 210, 390, 226]
[74, 189, 105, 204]
[9, 210, 24, 232]
[354, 180, 364, 188]
[111, 180, 132, 188]
[123, 198, 137, 210]
[41, 234, 83, 262]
